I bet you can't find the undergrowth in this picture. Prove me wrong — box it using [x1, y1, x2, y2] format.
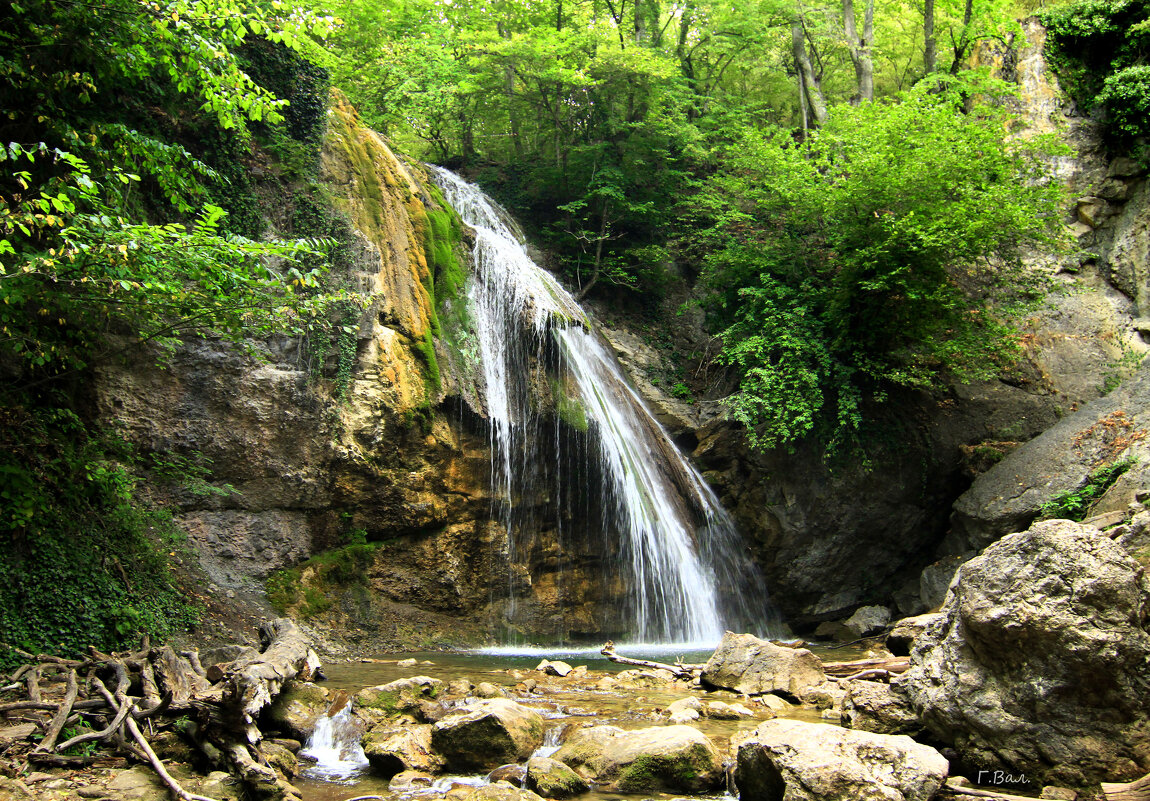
[1038, 457, 1136, 521]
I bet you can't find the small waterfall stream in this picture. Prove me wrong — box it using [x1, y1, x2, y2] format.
[430, 167, 775, 645]
[300, 695, 370, 781]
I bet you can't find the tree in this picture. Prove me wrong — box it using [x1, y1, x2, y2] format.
[700, 81, 1065, 452]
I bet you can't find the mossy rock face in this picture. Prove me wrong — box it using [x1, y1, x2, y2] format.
[362, 724, 444, 776]
[553, 725, 723, 794]
[525, 757, 590, 799]
[265, 681, 330, 740]
[431, 699, 545, 772]
[355, 676, 443, 718]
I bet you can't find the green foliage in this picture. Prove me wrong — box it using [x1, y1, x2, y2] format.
[1039, 458, 1136, 521]
[701, 82, 1065, 452]
[0, 407, 201, 668]
[1041, 0, 1150, 152]
[265, 536, 386, 617]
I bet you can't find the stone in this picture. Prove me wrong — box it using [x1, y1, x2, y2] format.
[668, 710, 700, 724]
[476, 682, 508, 699]
[1040, 788, 1078, 800]
[487, 764, 528, 786]
[553, 724, 723, 794]
[356, 676, 443, 719]
[901, 520, 1150, 787]
[1076, 196, 1108, 228]
[0, 723, 37, 745]
[667, 697, 703, 715]
[841, 605, 892, 638]
[106, 767, 169, 801]
[445, 784, 547, 801]
[197, 772, 243, 801]
[397, 658, 418, 667]
[885, 613, 944, 657]
[701, 632, 825, 698]
[759, 694, 791, 713]
[431, 699, 545, 771]
[798, 681, 845, 710]
[535, 660, 573, 677]
[447, 678, 475, 696]
[525, 757, 590, 799]
[734, 719, 948, 801]
[76, 789, 108, 800]
[919, 554, 971, 610]
[363, 724, 444, 776]
[257, 740, 299, 779]
[265, 680, 329, 740]
[390, 770, 436, 791]
[840, 680, 921, 735]
[705, 700, 754, 719]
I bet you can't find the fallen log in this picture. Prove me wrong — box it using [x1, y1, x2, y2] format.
[1103, 772, 1150, 800]
[939, 778, 1050, 801]
[822, 657, 910, 678]
[600, 641, 702, 679]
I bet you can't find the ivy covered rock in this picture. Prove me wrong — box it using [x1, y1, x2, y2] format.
[552, 725, 723, 793]
[431, 699, 545, 771]
[901, 519, 1150, 787]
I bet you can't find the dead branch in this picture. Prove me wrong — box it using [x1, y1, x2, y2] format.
[599, 641, 701, 679]
[822, 657, 910, 677]
[828, 668, 901, 683]
[34, 669, 78, 752]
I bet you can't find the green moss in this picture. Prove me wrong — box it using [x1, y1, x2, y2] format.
[616, 747, 708, 793]
[1038, 457, 1137, 522]
[265, 539, 386, 618]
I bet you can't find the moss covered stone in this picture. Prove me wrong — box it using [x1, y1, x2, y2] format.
[553, 725, 723, 794]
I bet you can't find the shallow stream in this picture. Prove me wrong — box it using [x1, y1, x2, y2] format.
[294, 644, 867, 801]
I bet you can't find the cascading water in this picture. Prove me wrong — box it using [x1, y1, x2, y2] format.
[300, 697, 370, 781]
[430, 166, 776, 645]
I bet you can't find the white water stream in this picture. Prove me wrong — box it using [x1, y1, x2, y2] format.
[430, 167, 774, 645]
[300, 701, 370, 781]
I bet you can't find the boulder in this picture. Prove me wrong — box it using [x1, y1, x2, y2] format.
[841, 606, 892, 638]
[535, 660, 573, 677]
[701, 632, 825, 697]
[885, 613, 943, 657]
[390, 770, 436, 791]
[476, 682, 508, 699]
[919, 554, 971, 609]
[552, 725, 723, 793]
[488, 764, 528, 786]
[525, 757, 590, 799]
[445, 784, 546, 801]
[362, 724, 444, 776]
[264, 681, 329, 740]
[901, 520, 1150, 787]
[431, 699, 545, 771]
[356, 676, 442, 713]
[840, 680, 921, 735]
[705, 701, 754, 720]
[734, 719, 947, 801]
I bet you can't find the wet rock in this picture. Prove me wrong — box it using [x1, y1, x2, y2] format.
[841, 680, 921, 735]
[885, 613, 943, 657]
[553, 724, 723, 794]
[1040, 788, 1078, 800]
[901, 519, 1150, 787]
[667, 697, 702, 715]
[355, 676, 443, 720]
[919, 554, 971, 610]
[488, 764, 528, 786]
[535, 660, 573, 677]
[705, 701, 754, 720]
[363, 723, 445, 776]
[447, 678, 475, 696]
[445, 784, 547, 801]
[734, 719, 948, 801]
[265, 681, 329, 740]
[797, 681, 845, 711]
[758, 694, 791, 713]
[106, 767, 169, 801]
[257, 740, 299, 779]
[476, 682, 508, 699]
[431, 699, 545, 771]
[701, 632, 825, 698]
[525, 756, 590, 799]
[397, 658, 418, 667]
[842, 606, 892, 638]
[390, 770, 437, 791]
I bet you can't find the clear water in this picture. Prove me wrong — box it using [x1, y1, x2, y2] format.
[300, 701, 371, 782]
[429, 167, 779, 644]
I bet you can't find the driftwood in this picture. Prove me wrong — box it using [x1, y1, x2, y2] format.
[1103, 773, 1150, 800]
[600, 641, 702, 679]
[0, 618, 320, 801]
[823, 656, 910, 678]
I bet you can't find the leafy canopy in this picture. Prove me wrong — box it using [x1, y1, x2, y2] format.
[701, 80, 1066, 452]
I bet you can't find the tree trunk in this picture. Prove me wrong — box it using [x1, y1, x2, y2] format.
[924, 0, 936, 73]
[843, 0, 874, 102]
[792, 19, 828, 126]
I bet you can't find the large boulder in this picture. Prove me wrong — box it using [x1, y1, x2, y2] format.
[525, 757, 590, 799]
[885, 613, 943, 657]
[431, 699, 544, 771]
[900, 519, 1150, 787]
[362, 724, 444, 776]
[264, 681, 329, 741]
[553, 725, 723, 793]
[734, 719, 947, 801]
[840, 680, 921, 736]
[701, 632, 825, 697]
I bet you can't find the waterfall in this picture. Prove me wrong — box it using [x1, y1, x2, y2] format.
[300, 696, 369, 781]
[430, 166, 775, 645]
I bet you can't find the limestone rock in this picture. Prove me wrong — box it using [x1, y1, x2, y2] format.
[265, 681, 329, 741]
[702, 632, 825, 697]
[525, 757, 590, 799]
[535, 660, 573, 677]
[362, 724, 444, 776]
[356, 676, 443, 720]
[901, 519, 1150, 786]
[885, 613, 944, 657]
[445, 784, 547, 801]
[951, 367, 1150, 551]
[553, 725, 722, 793]
[841, 680, 921, 735]
[431, 699, 545, 771]
[476, 682, 508, 699]
[734, 719, 948, 801]
[488, 764, 528, 786]
[390, 770, 436, 791]
[919, 554, 971, 610]
[841, 605, 892, 638]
